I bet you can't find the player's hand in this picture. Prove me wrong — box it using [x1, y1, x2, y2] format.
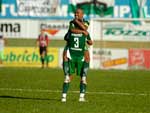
[75, 15, 78, 19]
[73, 18, 78, 23]
[87, 40, 93, 45]
[82, 31, 89, 36]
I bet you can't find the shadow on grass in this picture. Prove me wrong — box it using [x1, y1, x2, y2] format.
[0, 95, 60, 101]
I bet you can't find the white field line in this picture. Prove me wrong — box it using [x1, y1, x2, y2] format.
[0, 88, 149, 96]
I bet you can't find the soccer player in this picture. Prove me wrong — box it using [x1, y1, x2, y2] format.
[36, 30, 50, 68]
[61, 8, 93, 102]
[0, 33, 6, 65]
[62, 8, 92, 78]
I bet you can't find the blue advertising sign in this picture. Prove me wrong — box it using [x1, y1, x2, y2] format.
[0, 0, 71, 19]
[114, 0, 150, 18]
[0, 0, 150, 19]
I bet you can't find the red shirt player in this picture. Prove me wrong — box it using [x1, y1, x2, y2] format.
[36, 30, 50, 68]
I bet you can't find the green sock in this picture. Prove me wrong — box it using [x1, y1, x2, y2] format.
[80, 82, 86, 93]
[63, 61, 69, 76]
[62, 83, 70, 93]
[41, 57, 44, 65]
[83, 62, 89, 76]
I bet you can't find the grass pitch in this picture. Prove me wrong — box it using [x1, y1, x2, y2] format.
[0, 67, 150, 113]
[6, 38, 150, 49]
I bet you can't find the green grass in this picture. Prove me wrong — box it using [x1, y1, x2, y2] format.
[0, 67, 150, 113]
[6, 38, 66, 47]
[6, 38, 150, 48]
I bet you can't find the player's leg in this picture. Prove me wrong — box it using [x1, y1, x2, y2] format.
[83, 49, 90, 76]
[61, 59, 74, 102]
[78, 50, 90, 101]
[80, 45, 90, 100]
[79, 75, 87, 102]
[61, 45, 69, 102]
[77, 59, 87, 102]
[40, 47, 45, 68]
[83, 33, 92, 75]
[61, 75, 70, 102]
[62, 45, 69, 76]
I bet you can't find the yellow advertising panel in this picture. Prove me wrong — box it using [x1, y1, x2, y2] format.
[3, 47, 59, 67]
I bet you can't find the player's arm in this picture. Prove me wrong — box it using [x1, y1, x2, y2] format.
[87, 40, 93, 46]
[86, 34, 93, 46]
[46, 35, 49, 46]
[70, 29, 89, 36]
[73, 19, 88, 31]
[70, 26, 92, 43]
[69, 21, 89, 36]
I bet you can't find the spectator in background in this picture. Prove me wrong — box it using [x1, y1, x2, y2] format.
[0, 33, 6, 65]
[36, 30, 50, 68]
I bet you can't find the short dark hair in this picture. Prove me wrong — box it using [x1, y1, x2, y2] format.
[75, 8, 84, 15]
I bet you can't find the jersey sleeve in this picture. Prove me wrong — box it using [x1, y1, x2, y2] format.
[86, 34, 91, 40]
[83, 20, 90, 28]
[37, 35, 40, 41]
[45, 35, 49, 45]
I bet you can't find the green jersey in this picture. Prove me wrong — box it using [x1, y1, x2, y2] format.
[69, 19, 90, 30]
[68, 33, 86, 58]
[69, 19, 91, 41]
[67, 19, 91, 76]
[67, 33, 87, 76]
[68, 19, 90, 57]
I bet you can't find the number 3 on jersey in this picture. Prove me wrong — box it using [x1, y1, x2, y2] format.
[74, 37, 79, 48]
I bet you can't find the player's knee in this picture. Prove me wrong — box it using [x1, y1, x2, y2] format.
[64, 75, 70, 83]
[63, 51, 68, 61]
[63, 57, 68, 62]
[41, 51, 46, 57]
[41, 54, 44, 58]
[81, 76, 87, 84]
[85, 56, 90, 62]
[69, 75, 73, 81]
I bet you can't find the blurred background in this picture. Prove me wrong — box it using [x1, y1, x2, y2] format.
[0, 0, 150, 70]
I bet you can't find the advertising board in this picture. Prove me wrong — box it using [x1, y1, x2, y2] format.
[3, 47, 59, 67]
[93, 48, 128, 69]
[128, 49, 150, 69]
